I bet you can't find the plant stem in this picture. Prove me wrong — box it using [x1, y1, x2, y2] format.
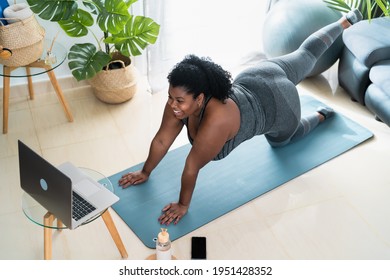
[87, 28, 104, 51]
[104, 32, 110, 54]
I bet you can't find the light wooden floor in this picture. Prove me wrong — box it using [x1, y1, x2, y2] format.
[1, 61, 390, 260]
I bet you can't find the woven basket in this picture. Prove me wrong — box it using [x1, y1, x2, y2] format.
[88, 56, 137, 104]
[0, 15, 45, 67]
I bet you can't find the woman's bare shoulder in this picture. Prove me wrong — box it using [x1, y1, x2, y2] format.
[202, 98, 240, 137]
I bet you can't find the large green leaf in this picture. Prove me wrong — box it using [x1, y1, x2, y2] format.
[104, 15, 160, 56]
[83, 1, 99, 15]
[27, 0, 78, 21]
[96, 0, 131, 34]
[68, 43, 111, 81]
[27, 0, 160, 81]
[59, 9, 94, 37]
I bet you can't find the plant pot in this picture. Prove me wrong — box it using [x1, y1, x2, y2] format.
[88, 53, 137, 104]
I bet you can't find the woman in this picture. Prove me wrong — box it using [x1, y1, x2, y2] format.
[119, 9, 362, 225]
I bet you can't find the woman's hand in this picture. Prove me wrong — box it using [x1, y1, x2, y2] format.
[118, 170, 149, 188]
[158, 202, 189, 225]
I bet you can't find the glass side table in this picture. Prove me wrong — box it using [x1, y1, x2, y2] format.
[1, 40, 74, 134]
[22, 167, 128, 260]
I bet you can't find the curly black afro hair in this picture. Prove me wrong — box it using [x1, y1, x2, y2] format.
[167, 54, 233, 101]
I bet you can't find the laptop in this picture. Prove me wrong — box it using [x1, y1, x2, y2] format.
[18, 140, 119, 230]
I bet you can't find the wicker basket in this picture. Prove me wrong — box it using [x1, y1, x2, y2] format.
[88, 56, 137, 104]
[0, 15, 45, 67]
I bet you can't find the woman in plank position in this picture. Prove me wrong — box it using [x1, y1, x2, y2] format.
[119, 10, 362, 225]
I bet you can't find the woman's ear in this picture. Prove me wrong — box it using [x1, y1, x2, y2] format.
[197, 93, 205, 105]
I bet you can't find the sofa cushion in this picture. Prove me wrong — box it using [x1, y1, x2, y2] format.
[369, 60, 390, 92]
[343, 17, 390, 67]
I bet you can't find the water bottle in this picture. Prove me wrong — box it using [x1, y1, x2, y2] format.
[156, 228, 172, 260]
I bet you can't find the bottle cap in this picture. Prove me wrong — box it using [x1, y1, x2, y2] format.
[157, 228, 169, 243]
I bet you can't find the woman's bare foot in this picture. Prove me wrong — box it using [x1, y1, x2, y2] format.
[317, 106, 335, 122]
[339, 8, 363, 29]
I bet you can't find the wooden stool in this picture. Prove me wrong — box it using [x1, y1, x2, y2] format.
[43, 209, 128, 260]
[2, 61, 73, 134]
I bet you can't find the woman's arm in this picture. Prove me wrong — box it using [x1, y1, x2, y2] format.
[119, 102, 184, 188]
[158, 102, 236, 225]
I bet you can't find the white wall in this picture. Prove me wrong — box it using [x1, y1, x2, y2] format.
[1, 0, 267, 90]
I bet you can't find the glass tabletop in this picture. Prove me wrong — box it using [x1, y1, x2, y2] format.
[0, 39, 67, 78]
[21, 167, 114, 230]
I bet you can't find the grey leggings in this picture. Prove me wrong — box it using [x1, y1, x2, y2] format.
[264, 21, 344, 146]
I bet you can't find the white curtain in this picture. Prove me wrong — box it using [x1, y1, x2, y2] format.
[137, 0, 268, 93]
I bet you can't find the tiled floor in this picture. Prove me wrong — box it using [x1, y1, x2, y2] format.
[1, 0, 390, 259]
[1, 62, 389, 260]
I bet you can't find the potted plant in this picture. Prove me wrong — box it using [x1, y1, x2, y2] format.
[26, 0, 160, 103]
[323, 0, 389, 19]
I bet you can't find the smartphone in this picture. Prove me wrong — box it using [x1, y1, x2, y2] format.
[191, 236, 207, 259]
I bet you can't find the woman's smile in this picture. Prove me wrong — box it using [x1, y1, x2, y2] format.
[172, 108, 183, 117]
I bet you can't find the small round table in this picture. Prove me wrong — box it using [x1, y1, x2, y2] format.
[0, 40, 73, 134]
[22, 168, 128, 260]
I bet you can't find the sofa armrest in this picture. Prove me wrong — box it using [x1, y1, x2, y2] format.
[343, 17, 390, 67]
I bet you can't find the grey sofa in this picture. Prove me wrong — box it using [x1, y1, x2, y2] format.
[338, 17, 390, 127]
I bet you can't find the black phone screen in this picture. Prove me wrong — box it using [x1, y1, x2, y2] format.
[191, 236, 207, 259]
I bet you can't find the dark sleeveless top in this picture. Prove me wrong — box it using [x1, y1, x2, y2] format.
[181, 65, 278, 160]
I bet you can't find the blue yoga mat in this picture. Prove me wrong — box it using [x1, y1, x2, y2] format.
[108, 95, 373, 248]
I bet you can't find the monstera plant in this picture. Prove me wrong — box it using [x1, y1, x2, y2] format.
[27, 0, 160, 82]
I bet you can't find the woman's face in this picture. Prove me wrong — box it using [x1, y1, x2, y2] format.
[167, 85, 204, 119]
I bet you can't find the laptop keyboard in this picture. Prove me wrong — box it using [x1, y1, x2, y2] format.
[72, 191, 96, 221]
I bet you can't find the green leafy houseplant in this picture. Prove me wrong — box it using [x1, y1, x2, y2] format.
[26, 0, 160, 81]
[323, 0, 389, 19]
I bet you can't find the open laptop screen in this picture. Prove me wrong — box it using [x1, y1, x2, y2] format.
[18, 140, 73, 227]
